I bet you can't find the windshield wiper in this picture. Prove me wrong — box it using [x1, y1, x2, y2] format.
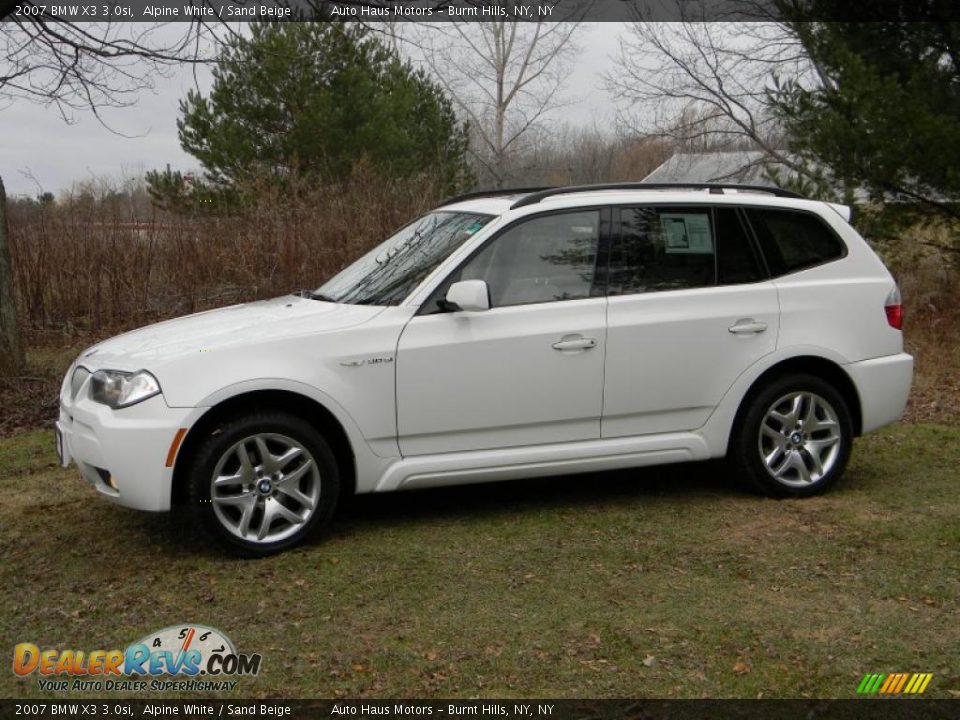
[295, 289, 336, 302]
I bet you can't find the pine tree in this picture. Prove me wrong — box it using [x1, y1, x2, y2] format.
[772, 14, 960, 217]
[158, 22, 470, 198]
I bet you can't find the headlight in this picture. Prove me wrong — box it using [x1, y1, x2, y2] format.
[90, 370, 162, 409]
[70, 366, 91, 400]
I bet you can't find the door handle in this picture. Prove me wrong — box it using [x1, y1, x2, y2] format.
[552, 335, 598, 351]
[728, 319, 768, 335]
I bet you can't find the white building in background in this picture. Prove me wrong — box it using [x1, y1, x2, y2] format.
[643, 151, 873, 203]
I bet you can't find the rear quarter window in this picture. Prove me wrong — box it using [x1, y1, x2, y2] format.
[745, 208, 846, 276]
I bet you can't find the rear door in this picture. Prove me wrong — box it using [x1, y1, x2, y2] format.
[602, 205, 780, 437]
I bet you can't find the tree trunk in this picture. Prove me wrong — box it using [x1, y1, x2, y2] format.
[0, 175, 26, 375]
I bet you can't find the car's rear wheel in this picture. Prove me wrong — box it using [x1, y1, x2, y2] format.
[732, 373, 853, 497]
[187, 412, 339, 556]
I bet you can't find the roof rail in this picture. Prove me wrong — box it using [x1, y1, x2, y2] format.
[440, 186, 555, 207]
[510, 182, 805, 209]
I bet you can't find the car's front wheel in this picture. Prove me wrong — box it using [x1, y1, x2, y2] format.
[187, 412, 339, 556]
[732, 373, 853, 497]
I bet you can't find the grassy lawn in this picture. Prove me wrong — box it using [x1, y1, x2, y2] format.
[1, 424, 957, 699]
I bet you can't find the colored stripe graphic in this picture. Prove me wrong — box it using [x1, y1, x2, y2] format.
[857, 672, 932, 695]
[880, 674, 897, 693]
[857, 673, 883, 694]
[894, 673, 909, 693]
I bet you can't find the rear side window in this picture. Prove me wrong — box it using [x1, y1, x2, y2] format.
[611, 207, 716, 294]
[609, 206, 766, 295]
[745, 208, 845, 276]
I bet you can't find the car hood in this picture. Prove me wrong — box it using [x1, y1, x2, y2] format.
[79, 295, 384, 369]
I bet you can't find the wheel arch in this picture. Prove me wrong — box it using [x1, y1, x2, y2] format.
[725, 355, 863, 457]
[171, 389, 357, 506]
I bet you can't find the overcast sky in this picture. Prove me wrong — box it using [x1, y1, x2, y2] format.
[0, 22, 627, 198]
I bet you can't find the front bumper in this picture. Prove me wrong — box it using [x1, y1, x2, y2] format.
[846, 352, 914, 435]
[57, 394, 200, 512]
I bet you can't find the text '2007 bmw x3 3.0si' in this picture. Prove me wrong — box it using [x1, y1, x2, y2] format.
[56, 183, 913, 555]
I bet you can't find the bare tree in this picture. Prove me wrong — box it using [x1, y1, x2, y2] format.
[606, 21, 819, 179]
[517, 123, 618, 186]
[0, 8, 225, 372]
[0, 10, 224, 124]
[417, 16, 582, 188]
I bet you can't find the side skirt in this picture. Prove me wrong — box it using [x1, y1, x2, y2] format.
[374, 432, 712, 492]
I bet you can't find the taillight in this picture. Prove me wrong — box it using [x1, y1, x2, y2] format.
[885, 286, 903, 330]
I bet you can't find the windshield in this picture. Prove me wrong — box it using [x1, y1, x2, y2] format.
[317, 211, 494, 305]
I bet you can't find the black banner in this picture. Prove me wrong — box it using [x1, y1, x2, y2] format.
[4, 0, 960, 23]
[1, 700, 959, 720]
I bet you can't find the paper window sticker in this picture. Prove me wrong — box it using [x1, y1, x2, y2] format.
[660, 213, 714, 254]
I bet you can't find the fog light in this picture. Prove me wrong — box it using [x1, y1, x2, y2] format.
[95, 467, 117, 491]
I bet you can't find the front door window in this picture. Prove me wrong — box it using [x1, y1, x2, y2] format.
[460, 210, 602, 307]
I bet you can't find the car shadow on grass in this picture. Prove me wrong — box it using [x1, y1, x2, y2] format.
[122, 460, 745, 558]
[332, 459, 742, 535]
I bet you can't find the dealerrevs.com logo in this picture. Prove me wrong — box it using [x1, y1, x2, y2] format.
[13, 624, 261, 693]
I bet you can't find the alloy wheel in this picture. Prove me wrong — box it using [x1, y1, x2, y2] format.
[210, 433, 321, 543]
[758, 391, 843, 487]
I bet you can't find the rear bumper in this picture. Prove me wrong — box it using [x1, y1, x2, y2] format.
[846, 353, 914, 434]
[57, 394, 199, 511]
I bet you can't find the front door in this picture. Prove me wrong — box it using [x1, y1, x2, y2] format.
[396, 209, 608, 456]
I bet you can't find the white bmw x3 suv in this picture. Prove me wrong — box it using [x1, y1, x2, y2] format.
[56, 183, 913, 555]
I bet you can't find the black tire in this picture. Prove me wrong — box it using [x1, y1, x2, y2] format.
[730, 373, 853, 498]
[187, 412, 339, 556]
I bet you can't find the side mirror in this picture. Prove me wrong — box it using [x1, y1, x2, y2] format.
[443, 280, 490, 312]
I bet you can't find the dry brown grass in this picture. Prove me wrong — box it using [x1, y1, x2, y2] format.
[8, 168, 443, 344]
[875, 221, 960, 425]
[903, 320, 960, 425]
